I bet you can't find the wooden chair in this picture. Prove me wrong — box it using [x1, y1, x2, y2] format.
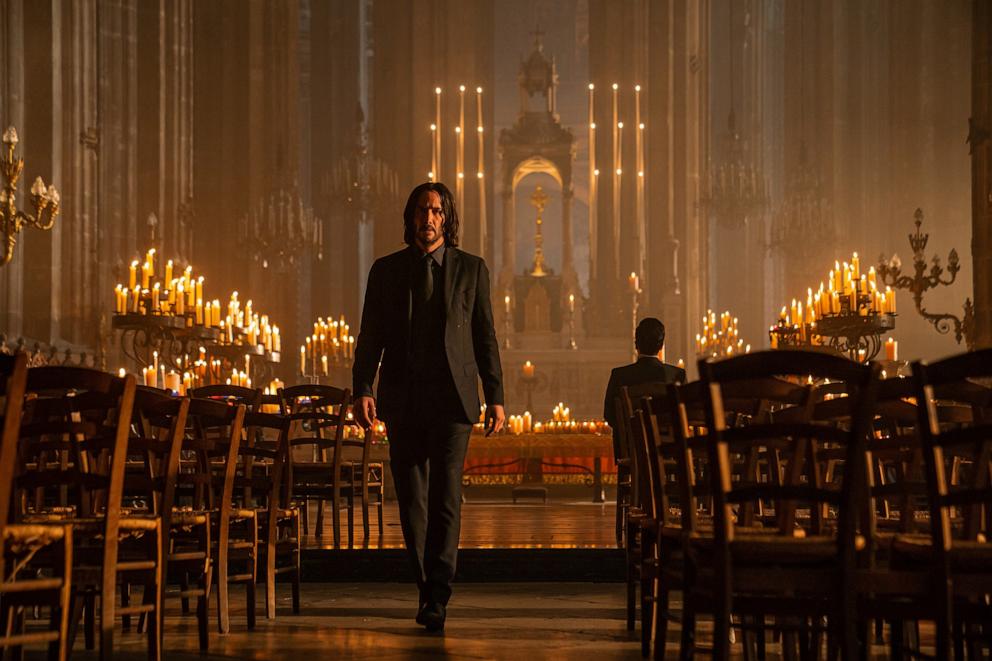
[239, 410, 301, 620]
[191, 384, 261, 409]
[911, 349, 992, 659]
[183, 397, 249, 634]
[281, 384, 383, 547]
[695, 350, 879, 660]
[118, 388, 213, 650]
[0, 353, 73, 660]
[14, 367, 162, 660]
[616, 382, 672, 636]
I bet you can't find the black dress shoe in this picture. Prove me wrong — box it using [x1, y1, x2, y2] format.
[415, 602, 428, 625]
[420, 601, 445, 631]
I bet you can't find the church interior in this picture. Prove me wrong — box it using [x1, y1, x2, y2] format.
[1, 0, 991, 658]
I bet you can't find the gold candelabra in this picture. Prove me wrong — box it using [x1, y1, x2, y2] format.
[696, 309, 750, 359]
[0, 126, 60, 266]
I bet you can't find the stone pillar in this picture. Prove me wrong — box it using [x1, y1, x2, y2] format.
[0, 0, 26, 337]
[973, 0, 992, 348]
[500, 186, 515, 288]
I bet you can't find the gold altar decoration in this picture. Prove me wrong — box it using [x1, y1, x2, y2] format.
[299, 315, 355, 377]
[112, 247, 282, 388]
[0, 126, 60, 266]
[696, 309, 751, 359]
[528, 184, 549, 277]
[769, 251, 897, 361]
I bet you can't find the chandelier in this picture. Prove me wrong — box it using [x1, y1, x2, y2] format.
[324, 104, 400, 223]
[239, 187, 322, 270]
[770, 142, 832, 264]
[702, 2, 768, 228]
[769, 2, 831, 270]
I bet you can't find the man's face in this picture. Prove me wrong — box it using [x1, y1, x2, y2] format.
[414, 190, 444, 249]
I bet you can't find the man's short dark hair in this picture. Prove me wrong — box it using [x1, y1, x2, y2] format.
[635, 318, 666, 355]
[403, 182, 460, 247]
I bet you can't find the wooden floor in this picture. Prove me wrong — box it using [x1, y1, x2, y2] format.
[302, 495, 619, 550]
[56, 582, 938, 660]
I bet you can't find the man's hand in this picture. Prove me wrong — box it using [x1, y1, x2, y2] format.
[355, 395, 377, 429]
[484, 404, 505, 437]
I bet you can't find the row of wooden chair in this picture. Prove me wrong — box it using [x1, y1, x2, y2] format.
[0, 366, 381, 660]
[617, 348, 992, 659]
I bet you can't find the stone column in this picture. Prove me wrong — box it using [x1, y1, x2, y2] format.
[973, 0, 992, 348]
[500, 186, 515, 288]
[561, 186, 574, 277]
[0, 0, 25, 337]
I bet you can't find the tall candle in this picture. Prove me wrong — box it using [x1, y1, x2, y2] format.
[522, 360, 535, 379]
[457, 85, 465, 212]
[434, 86, 442, 181]
[129, 260, 138, 290]
[476, 86, 486, 256]
[588, 83, 597, 273]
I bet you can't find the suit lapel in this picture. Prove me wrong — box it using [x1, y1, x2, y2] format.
[444, 246, 460, 314]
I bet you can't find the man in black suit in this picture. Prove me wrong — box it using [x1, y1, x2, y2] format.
[602, 317, 686, 458]
[353, 181, 505, 632]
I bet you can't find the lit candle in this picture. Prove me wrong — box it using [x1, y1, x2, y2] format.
[165, 259, 173, 286]
[885, 338, 898, 361]
[165, 371, 180, 393]
[522, 360, 535, 379]
[457, 85, 465, 212]
[196, 276, 203, 303]
[504, 294, 511, 316]
[568, 293, 575, 312]
[146, 248, 156, 276]
[523, 411, 532, 433]
[588, 83, 597, 272]
[152, 283, 160, 312]
[129, 260, 138, 290]
[118, 368, 126, 378]
[434, 86, 442, 181]
[476, 86, 486, 254]
[141, 261, 151, 290]
[628, 272, 639, 293]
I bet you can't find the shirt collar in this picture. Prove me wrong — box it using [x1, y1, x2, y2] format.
[420, 242, 445, 267]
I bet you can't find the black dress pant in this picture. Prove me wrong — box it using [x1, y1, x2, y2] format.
[387, 413, 471, 606]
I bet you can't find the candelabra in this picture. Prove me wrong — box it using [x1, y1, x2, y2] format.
[0, 126, 60, 266]
[877, 208, 974, 348]
[769, 252, 897, 361]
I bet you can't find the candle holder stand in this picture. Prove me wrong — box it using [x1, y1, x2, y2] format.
[877, 208, 974, 348]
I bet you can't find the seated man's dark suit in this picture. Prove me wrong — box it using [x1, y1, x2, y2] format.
[602, 356, 686, 458]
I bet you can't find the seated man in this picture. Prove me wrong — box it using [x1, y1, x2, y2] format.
[603, 317, 686, 459]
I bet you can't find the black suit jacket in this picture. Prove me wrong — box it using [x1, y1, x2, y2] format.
[602, 357, 686, 429]
[353, 245, 504, 424]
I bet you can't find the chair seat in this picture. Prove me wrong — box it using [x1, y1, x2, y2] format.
[2, 523, 67, 555]
[169, 509, 209, 527]
[22, 512, 159, 532]
[891, 534, 992, 572]
[689, 532, 860, 565]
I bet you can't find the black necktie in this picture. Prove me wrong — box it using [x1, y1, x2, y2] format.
[418, 254, 434, 303]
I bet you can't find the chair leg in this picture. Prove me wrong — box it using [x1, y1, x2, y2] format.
[265, 539, 276, 620]
[301, 497, 309, 537]
[84, 590, 95, 651]
[652, 587, 670, 660]
[185, 572, 195, 615]
[347, 493, 355, 548]
[99, 588, 115, 661]
[679, 601, 696, 661]
[215, 546, 230, 634]
[196, 593, 209, 651]
[362, 489, 370, 541]
[120, 582, 131, 631]
[315, 499, 324, 540]
[246, 578, 256, 630]
[332, 499, 341, 548]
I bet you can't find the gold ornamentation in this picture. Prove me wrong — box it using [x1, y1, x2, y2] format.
[0, 126, 60, 265]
